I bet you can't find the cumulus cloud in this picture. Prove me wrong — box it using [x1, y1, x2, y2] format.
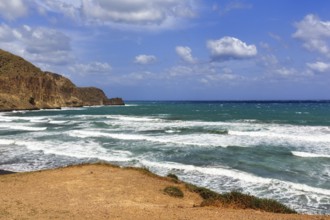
[134, 54, 157, 65]
[207, 36, 257, 61]
[70, 61, 112, 75]
[33, 0, 197, 30]
[30, 0, 198, 31]
[307, 61, 330, 73]
[0, 24, 72, 66]
[18, 25, 71, 55]
[175, 46, 197, 63]
[293, 14, 330, 55]
[82, 0, 196, 25]
[0, 0, 28, 20]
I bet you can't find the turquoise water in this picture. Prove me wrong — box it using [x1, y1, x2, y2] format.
[0, 101, 329, 214]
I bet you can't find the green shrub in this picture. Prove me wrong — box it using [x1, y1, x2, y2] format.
[164, 186, 184, 198]
[185, 183, 220, 200]
[185, 184, 296, 214]
[167, 173, 180, 183]
[167, 173, 179, 180]
[216, 191, 296, 214]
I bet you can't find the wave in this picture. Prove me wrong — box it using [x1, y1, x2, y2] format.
[106, 115, 162, 122]
[48, 120, 69, 125]
[0, 139, 16, 145]
[140, 160, 330, 196]
[98, 115, 330, 152]
[69, 130, 268, 148]
[138, 160, 330, 213]
[123, 104, 139, 107]
[291, 151, 330, 158]
[0, 124, 47, 131]
[60, 107, 86, 111]
[21, 139, 133, 162]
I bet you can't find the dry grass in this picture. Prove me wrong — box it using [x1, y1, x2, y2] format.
[164, 186, 184, 198]
[185, 184, 296, 214]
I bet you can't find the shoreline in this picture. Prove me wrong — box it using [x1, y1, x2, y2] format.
[0, 163, 328, 220]
[0, 169, 15, 175]
[0, 103, 125, 113]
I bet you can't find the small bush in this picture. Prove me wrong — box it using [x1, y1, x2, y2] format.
[184, 184, 296, 214]
[185, 183, 220, 200]
[211, 191, 296, 214]
[167, 173, 180, 183]
[164, 186, 184, 198]
[167, 173, 179, 180]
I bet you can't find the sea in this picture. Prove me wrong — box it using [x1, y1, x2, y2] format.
[0, 101, 329, 214]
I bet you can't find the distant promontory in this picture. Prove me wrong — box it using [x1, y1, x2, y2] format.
[0, 49, 124, 111]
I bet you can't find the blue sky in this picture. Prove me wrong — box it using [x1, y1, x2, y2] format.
[1, 0, 330, 100]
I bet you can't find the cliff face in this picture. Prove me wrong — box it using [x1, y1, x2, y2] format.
[0, 49, 124, 111]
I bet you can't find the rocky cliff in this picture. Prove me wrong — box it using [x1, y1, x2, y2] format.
[0, 49, 124, 111]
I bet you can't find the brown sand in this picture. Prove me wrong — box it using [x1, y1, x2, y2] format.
[0, 164, 328, 220]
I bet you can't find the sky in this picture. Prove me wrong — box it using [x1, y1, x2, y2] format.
[1, 0, 330, 100]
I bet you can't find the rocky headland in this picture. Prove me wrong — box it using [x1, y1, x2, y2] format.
[0, 49, 124, 111]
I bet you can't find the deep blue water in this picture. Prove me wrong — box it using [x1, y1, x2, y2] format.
[0, 101, 329, 214]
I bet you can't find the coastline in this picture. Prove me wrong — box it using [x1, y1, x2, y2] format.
[0, 169, 15, 175]
[0, 101, 125, 113]
[0, 163, 328, 220]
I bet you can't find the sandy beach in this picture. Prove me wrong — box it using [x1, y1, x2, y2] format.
[0, 164, 328, 220]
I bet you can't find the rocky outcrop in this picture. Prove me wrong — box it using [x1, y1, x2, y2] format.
[0, 49, 124, 111]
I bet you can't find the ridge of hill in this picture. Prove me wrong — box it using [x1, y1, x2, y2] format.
[0, 49, 123, 111]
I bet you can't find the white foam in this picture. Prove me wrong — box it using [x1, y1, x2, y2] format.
[0, 139, 16, 145]
[68, 127, 284, 149]
[229, 130, 330, 143]
[83, 105, 104, 108]
[61, 107, 86, 111]
[292, 151, 330, 158]
[0, 124, 47, 131]
[140, 160, 330, 196]
[69, 130, 257, 147]
[165, 129, 181, 133]
[106, 115, 162, 122]
[0, 116, 13, 122]
[22, 139, 132, 162]
[49, 120, 68, 124]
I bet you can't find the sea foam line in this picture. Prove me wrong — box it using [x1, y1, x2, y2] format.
[291, 151, 330, 158]
[19, 139, 133, 163]
[140, 160, 330, 196]
[0, 124, 47, 131]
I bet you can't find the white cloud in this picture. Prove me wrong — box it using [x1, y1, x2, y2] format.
[213, 1, 252, 15]
[274, 67, 297, 77]
[207, 36, 257, 61]
[0, 24, 72, 66]
[0, 0, 28, 20]
[175, 46, 197, 63]
[307, 61, 330, 73]
[134, 54, 156, 65]
[70, 62, 112, 75]
[32, 0, 197, 30]
[34, 0, 82, 21]
[82, 0, 196, 25]
[19, 25, 71, 54]
[0, 24, 16, 42]
[293, 14, 330, 55]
